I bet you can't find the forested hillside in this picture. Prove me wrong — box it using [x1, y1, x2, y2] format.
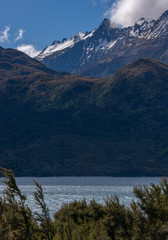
[0, 47, 168, 176]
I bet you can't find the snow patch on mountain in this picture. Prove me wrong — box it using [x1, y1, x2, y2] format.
[83, 29, 96, 40]
[37, 32, 85, 61]
[129, 13, 168, 39]
[108, 40, 117, 49]
[96, 39, 109, 51]
[36, 10, 168, 69]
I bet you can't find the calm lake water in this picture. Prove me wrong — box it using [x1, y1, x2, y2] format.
[0, 177, 161, 218]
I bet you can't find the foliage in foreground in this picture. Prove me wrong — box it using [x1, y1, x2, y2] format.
[1, 168, 168, 239]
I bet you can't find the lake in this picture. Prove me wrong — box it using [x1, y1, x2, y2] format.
[0, 177, 161, 218]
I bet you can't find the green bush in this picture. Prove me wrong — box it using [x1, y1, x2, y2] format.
[0, 168, 168, 240]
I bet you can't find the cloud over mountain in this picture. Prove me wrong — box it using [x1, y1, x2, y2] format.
[17, 44, 41, 58]
[107, 0, 168, 27]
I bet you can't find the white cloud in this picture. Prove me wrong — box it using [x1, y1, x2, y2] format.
[17, 44, 41, 58]
[0, 25, 10, 43]
[15, 29, 25, 42]
[107, 0, 168, 27]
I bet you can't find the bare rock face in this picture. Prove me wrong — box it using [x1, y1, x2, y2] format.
[36, 10, 168, 77]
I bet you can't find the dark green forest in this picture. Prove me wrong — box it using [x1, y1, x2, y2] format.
[1, 47, 168, 177]
[1, 168, 168, 240]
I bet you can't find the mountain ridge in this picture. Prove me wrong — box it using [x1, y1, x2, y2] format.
[36, 10, 168, 77]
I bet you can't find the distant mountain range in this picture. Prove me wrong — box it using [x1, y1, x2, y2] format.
[36, 10, 168, 77]
[0, 47, 168, 176]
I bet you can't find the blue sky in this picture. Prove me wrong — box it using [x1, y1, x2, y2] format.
[0, 0, 167, 56]
[0, 0, 114, 51]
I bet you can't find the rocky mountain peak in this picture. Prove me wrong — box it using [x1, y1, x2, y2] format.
[36, 10, 168, 77]
[74, 32, 85, 41]
[135, 17, 152, 26]
[101, 18, 111, 26]
[52, 40, 61, 45]
[99, 18, 119, 30]
[160, 9, 168, 19]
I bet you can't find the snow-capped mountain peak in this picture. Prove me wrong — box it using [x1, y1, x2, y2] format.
[129, 11, 168, 39]
[159, 9, 168, 20]
[74, 32, 85, 41]
[36, 10, 168, 77]
[135, 17, 153, 26]
[37, 32, 85, 61]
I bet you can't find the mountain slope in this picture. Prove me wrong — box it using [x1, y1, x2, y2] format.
[0, 48, 168, 176]
[36, 10, 168, 77]
[0, 47, 58, 78]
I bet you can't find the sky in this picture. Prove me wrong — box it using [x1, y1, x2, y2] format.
[0, 0, 167, 57]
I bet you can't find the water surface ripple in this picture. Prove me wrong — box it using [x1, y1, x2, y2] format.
[0, 177, 161, 217]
